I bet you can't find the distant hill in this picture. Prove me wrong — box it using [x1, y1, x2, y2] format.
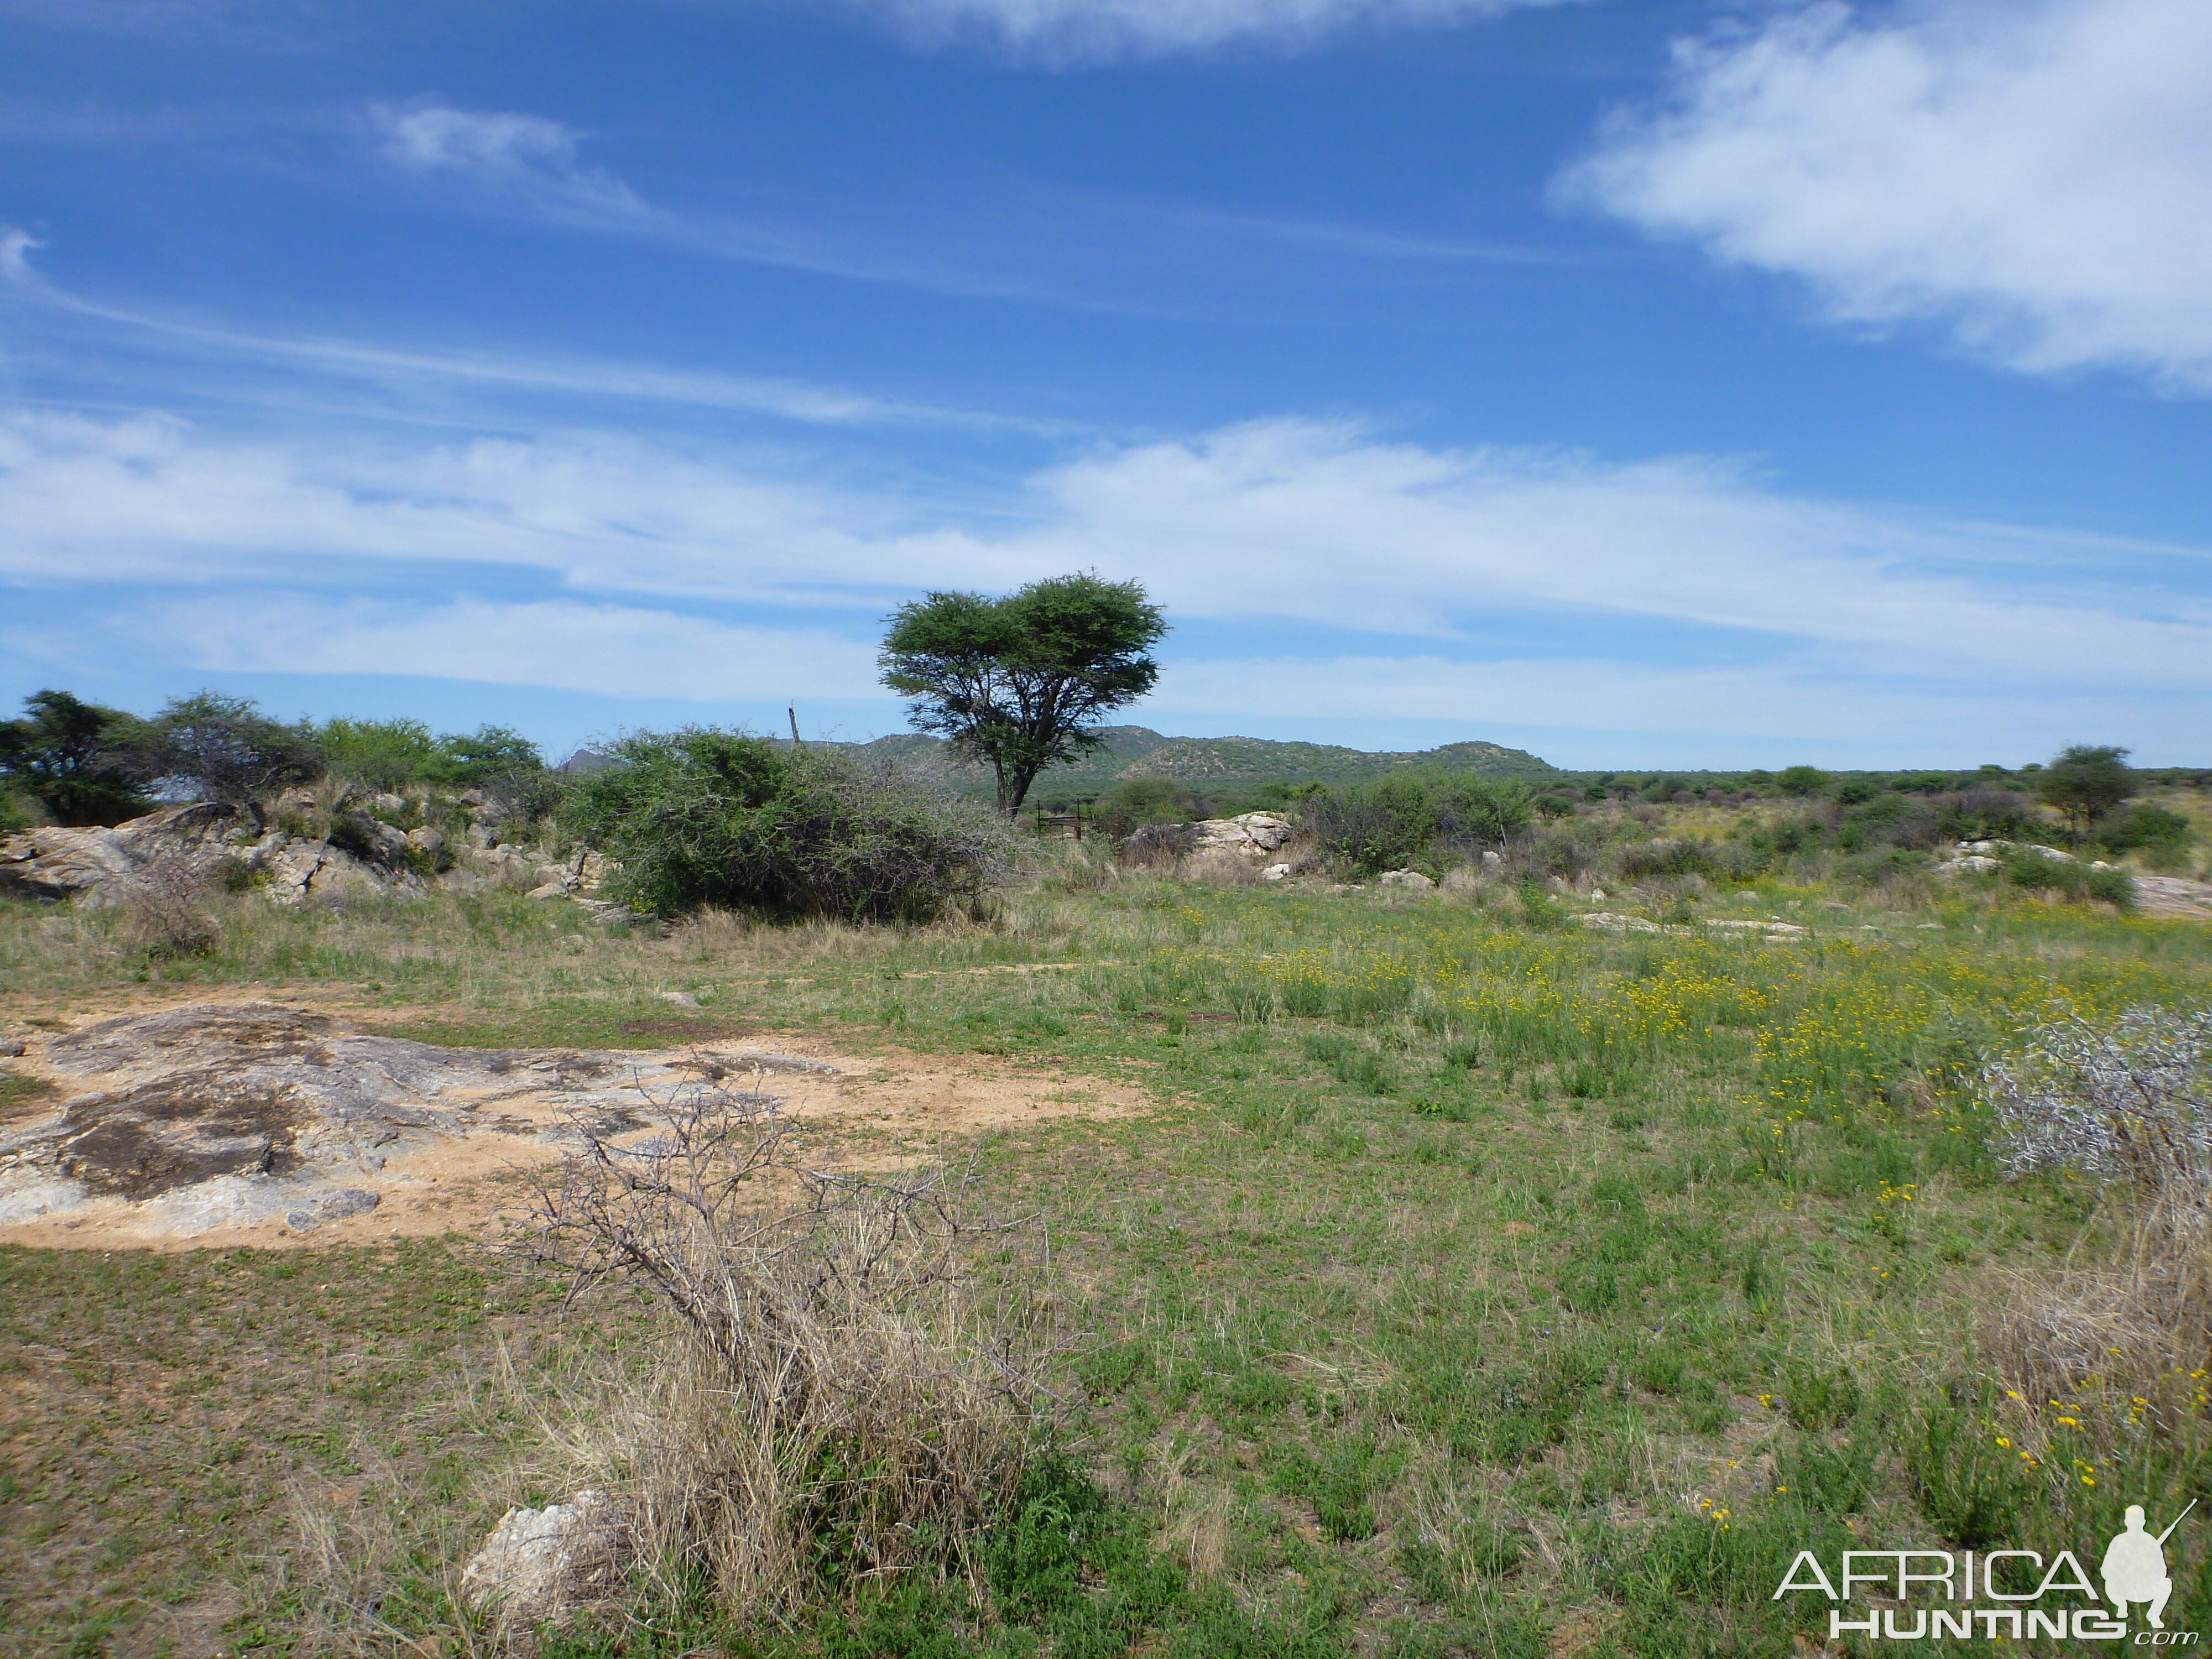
[832, 727, 1553, 798]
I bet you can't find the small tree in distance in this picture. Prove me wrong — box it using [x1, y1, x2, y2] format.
[879, 572, 1166, 816]
[2038, 744, 2132, 841]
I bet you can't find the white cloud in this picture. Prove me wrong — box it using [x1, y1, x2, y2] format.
[1563, 0, 2212, 388]
[148, 594, 881, 701]
[369, 103, 642, 217]
[846, 0, 1568, 61]
[4, 409, 2208, 743]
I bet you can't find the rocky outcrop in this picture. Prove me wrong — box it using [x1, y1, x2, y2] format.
[0, 804, 253, 905]
[0, 1003, 830, 1240]
[1379, 869, 1434, 891]
[1191, 813, 1294, 857]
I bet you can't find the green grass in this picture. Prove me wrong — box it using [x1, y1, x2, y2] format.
[4, 858, 2212, 1655]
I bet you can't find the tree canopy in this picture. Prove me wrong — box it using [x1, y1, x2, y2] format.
[2037, 744, 2132, 838]
[0, 690, 149, 826]
[879, 573, 1166, 815]
[115, 691, 322, 805]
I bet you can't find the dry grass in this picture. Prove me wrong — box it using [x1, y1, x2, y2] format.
[1180, 851, 1260, 888]
[1982, 1005, 2212, 1453]
[525, 1077, 1069, 1627]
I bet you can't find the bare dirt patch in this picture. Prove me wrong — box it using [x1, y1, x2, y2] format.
[0, 1002, 1147, 1251]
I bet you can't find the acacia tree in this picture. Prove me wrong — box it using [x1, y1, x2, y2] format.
[0, 690, 148, 826]
[879, 573, 1166, 816]
[115, 691, 321, 805]
[2038, 744, 2132, 840]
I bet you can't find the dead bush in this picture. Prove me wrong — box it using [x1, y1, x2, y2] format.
[1980, 1006, 2212, 1443]
[1984, 1005, 2212, 1192]
[1181, 849, 1258, 887]
[1119, 822, 1195, 869]
[528, 1079, 1067, 1625]
[121, 857, 221, 957]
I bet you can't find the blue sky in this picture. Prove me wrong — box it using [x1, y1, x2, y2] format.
[3, 0, 2208, 769]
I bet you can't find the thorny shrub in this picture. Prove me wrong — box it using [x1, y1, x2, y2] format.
[528, 1076, 1069, 1625]
[120, 857, 221, 957]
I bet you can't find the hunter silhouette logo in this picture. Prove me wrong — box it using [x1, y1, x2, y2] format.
[2106, 1501, 2194, 1630]
[1773, 1498, 2201, 1642]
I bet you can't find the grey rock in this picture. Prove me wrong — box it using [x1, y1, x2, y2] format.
[406, 826, 445, 857]
[1261, 863, 1291, 882]
[1190, 813, 1295, 856]
[1379, 869, 1435, 891]
[1480, 850, 1503, 868]
[0, 803, 254, 905]
[0, 1002, 733, 1239]
[372, 792, 406, 815]
[461, 1490, 629, 1624]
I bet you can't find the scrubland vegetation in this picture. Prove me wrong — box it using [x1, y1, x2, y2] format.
[6, 690, 2212, 1656]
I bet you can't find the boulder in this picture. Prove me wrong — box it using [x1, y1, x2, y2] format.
[1261, 863, 1291, 882]
[369, 820, 411, 861]
[1379, 869, 1434, 891]
[1190, 813, 1295, 857]
[0, 804, 255, 906]
[262, 840, 418, 906]
[372, 792, 406, 815]
[461, 1490, 629, 1625]
[1480, 850, 1503, 868]
[406, 826, 445, 857]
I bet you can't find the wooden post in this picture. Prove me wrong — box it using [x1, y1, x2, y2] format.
[789, 707, 802, 748]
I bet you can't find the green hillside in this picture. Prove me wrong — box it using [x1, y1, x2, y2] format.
[837, 726, 1553, 799]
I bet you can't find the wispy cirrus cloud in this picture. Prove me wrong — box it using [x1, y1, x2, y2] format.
[0, 228, 1049, 431]
[838, 0, 1574, 63]
[1561, 0, 2212, 389]
[368, 102, 644, 218]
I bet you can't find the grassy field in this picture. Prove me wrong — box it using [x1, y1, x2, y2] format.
[5, 839, 2212, 1656]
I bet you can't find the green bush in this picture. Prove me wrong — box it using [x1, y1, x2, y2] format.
[1304, 770, 1536, 875]
[1937, 789, 2038, 842]
[1094, 776, 1209, 834]
[2096, 801, 2193, 854]
[2002, 849, 2134, 908]
[313, 717, 443, 791]
[1837, 794, 1940, 852]
[559, 729, 1015, 921]
[0, 785, 40, 835]
[1775, 765, 1831, 797]
[1616, 838, 1717, 879]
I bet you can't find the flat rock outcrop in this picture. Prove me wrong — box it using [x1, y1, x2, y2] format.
[0, 1003, 830, 1240]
